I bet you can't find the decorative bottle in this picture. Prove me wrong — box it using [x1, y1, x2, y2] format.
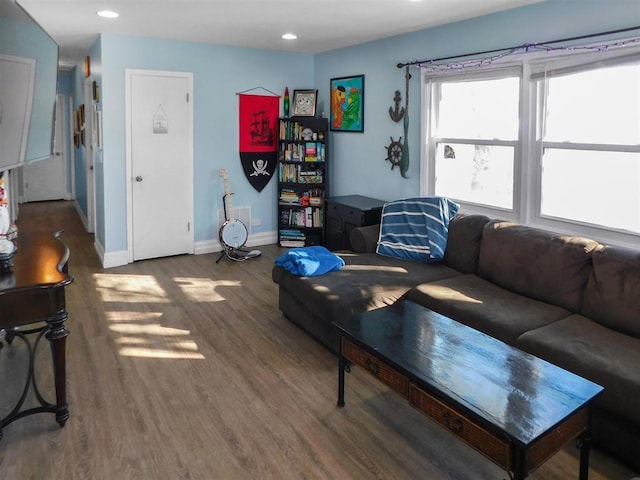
[284, 87, 290, 117]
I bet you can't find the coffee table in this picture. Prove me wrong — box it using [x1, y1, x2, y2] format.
[333, 301, 604, 480]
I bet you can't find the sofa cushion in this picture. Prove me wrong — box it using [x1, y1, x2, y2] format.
[442, 214, 491, 274]
[517, 314, 640, 425]
[405, 274, 570, 345]
[581, 246, 640, 339]
[350, 223, 380, 253]
[272, 252, 461, 324]
[478, 221, 599, 312]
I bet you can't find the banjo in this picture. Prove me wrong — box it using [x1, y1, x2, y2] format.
[219, 168, 249, 251]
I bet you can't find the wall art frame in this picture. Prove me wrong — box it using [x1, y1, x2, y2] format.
[330, 74, 364, 132]
[291, 89, 317, 117]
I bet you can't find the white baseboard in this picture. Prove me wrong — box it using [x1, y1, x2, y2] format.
[100, 230, 277, 268]
[93, 230, 129, 269]
[93, 236, 104, 259]
[74, 201, 89, 231]
[101, 247, 129, 269]
[195, 230, 277, 255]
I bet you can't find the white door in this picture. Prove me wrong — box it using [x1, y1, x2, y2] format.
[126, 70, 193, 262]
[22, 94, 66, 202]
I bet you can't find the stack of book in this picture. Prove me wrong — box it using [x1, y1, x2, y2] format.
[304, 142, 325, 162]
[298, 170, 323, 184]
[279, 163, 299, 183]
[279, 189, 300, 204]
[279, 229, 306, 248]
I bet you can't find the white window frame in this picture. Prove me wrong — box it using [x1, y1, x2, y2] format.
[420, 45, 640, 248]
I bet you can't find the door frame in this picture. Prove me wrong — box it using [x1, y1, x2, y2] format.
[20, 93, 68, 203]
[84, 77, 96, 233]
[124, 68, 194, 263]
[56, 93, 70, 200]
[68, 95, 76, 200]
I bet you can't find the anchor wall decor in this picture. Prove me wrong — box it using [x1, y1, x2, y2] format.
[385, 66, 411, 178]
[388, 90, 405, 122]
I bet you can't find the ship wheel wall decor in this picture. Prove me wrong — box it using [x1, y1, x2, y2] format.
[385, 137, 403, 170]
[384, 67, 411, 178]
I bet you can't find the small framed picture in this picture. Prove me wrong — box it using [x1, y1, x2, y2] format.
[291, 89, 318, 117]
[330, 74, 365, 132]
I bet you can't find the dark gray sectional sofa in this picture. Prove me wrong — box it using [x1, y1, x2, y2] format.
[271, 214, 640, 471]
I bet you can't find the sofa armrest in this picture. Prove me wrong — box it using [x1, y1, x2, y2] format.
[350, 224, 380, 253]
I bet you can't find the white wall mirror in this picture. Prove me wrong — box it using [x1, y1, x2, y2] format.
[0, 0, 58, 171]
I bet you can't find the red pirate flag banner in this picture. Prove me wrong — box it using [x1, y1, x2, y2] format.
[238, 93, 279, 192]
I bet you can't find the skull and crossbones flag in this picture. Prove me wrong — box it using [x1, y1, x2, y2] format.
[238, 93, 278, 192]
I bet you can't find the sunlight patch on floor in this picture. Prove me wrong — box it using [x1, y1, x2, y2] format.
[94, 273, 170, 303]
[118, 343, 204, 360]
[117, 344, 204, 359]
[105, 310, 205, 360]
[105, 311, 163, 322]
[173, 277, 241, 302]
[109, 323, 192, 337]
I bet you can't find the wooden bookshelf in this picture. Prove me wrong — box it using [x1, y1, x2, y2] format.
[277, 117, 328, 247]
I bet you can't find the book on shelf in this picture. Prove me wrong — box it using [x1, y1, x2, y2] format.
[279, 228, 305, 235]
[305, 142, 316, 155]
[278, 207, 323, 228]
[279, 240, 306, 248]
[298, 170, 323, 184]
[279, 188, 299, 204]
[279, 119, 326, 145]
[279, 229, 306, 247]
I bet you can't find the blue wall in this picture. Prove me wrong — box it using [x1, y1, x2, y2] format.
[71, 0, 640, 257]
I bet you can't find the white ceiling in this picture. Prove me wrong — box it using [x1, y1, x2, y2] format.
[18, 0, 543, 68]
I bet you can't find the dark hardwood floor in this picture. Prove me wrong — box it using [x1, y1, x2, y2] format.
[0, 201, 637, 479]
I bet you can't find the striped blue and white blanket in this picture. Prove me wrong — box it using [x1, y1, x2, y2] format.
[376, 197, 459, 263]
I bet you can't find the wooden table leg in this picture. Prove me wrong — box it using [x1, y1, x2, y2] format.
[512, 446, 526, 480]
[337, 337, 345, 407]
[578, 432, 591, 480]
[46, 311, 70, 427]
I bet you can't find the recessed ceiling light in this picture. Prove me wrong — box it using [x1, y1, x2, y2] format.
[282, 33, 297, 40]
[97, 10, 119, 19]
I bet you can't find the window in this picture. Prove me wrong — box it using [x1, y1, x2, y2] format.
[422, 48, 640, 245]
[428, 73, 520, 209]
[538, 63, 640, 234]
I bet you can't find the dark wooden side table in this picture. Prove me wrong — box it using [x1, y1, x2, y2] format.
[325, 195, 385, 251]
[0, 231, 74, 439]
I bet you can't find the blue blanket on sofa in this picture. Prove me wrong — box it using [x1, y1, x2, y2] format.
[275, 246, 345, 276]
[376, 197, 459, 263]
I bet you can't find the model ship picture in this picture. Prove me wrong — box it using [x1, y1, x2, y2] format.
[249, 108, 275, 146]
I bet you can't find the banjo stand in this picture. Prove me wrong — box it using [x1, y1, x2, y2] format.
[217, 169, 261, 263]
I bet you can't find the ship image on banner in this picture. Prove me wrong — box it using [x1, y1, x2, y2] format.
[238, 93, 278, 192]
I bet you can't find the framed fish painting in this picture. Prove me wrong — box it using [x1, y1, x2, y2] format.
[330, 75, 364, 133]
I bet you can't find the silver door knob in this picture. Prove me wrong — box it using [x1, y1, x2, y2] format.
[135, 176, 143, 182]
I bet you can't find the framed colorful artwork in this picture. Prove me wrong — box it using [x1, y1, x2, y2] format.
[330, 74, 364, 132]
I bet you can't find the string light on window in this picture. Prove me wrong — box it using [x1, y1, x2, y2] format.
[403, 35, 640, 73]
